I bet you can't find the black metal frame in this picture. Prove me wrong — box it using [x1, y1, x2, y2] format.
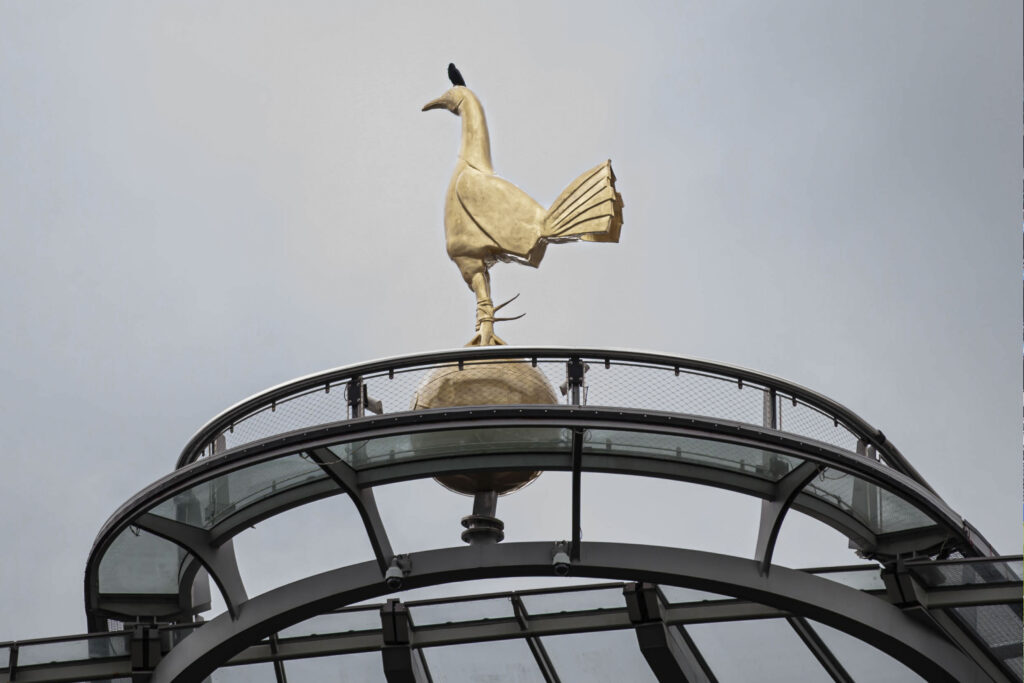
[5, 569, 1020, 682]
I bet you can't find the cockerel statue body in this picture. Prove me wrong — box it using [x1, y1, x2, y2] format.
[423, 64, 623, 346]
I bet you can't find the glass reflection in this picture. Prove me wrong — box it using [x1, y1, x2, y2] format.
[809, 621, 925, 682]
[331, 427, 571, 469]
[284, 651, 387, 682]
[15, 633, 130, 666]
[150, 454, 329, 530]
[98, 527, 188, 594]
[802, 469, 934, 534]
[542, 629, 658, 683]
[687, 619, 832, 682]
[423, 639, 546, 682]
[583, 429, 801, 481]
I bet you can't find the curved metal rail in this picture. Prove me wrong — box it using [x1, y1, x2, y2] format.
[175, 347, 934, 495]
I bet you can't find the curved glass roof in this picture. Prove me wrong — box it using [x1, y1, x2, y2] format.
[87, 417, 960, 622]
[70, 348, 1014, 682]
[149, 453, 329, 531]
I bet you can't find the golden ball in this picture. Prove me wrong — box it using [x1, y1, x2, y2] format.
[411, 360, 559, 495]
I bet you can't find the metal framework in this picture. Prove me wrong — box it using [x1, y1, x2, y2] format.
[3, 569, 1021, 682]
[6, 348, 1018, 682]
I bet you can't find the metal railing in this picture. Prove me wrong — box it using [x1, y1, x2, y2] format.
[176, 347, 931, 490]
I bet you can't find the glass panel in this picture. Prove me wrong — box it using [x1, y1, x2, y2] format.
[908, 558, 1024, 588]
[209, 661, 278, 682]
[151, 454, 330, 529]
[686, 619, 831, 682]
[99, 527, 189, 594]
[161, 624, 199, 651]
[520, 587, 625, 615]
[330, 427, 571, 469]
[284, 651, 387, 681]
[951, 605, 1023, 678]
[16, 633, 130, 666]
[542, 629, 658, 682]
[809, 621, 925, 682]
[0, 647, 9, 669]
[410, 597, 514, 626]
[423, 639, 546, 682]
[278, 609, 381, 638]
[802, 468, 934, 533]
[583, 429, 802, 481]
[810, 567, 886, 591]
[658, 585, 731, 604]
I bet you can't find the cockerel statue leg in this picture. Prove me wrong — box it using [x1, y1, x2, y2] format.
[465, 270, 506, 347]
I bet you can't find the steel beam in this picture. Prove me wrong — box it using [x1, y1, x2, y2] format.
[755, 461, 823, 575]
[569, 428, 584, 561]
[787, 617, 853, 683]
[149, 542, 990, 683]
[309, 448, 394, 573]
[625, 583, 715, 682]
[380, 600, 429, 683]
[133, 514, 248, 618]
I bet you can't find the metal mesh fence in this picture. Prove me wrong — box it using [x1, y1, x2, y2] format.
[190, 353, 880, 470]
[775, 396, 861, 453]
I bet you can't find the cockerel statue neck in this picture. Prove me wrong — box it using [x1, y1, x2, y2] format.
[454, 88, 493, 174]
[423, 64, 624, 347]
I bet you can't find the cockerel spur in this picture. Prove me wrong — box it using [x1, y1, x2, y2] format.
[422, 64, 623, 346]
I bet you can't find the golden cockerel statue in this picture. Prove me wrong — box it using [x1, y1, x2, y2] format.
[423, 64, 623, 346]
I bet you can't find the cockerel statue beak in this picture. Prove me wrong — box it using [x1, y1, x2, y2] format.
[421, 88, 462, 114]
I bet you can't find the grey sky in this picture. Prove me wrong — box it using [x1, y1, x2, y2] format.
[0, 2, 1020, 641]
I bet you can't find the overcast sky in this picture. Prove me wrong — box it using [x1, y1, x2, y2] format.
[0, 2, 1020, 642]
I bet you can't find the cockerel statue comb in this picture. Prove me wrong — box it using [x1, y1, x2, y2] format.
[423, 63, 624, 346]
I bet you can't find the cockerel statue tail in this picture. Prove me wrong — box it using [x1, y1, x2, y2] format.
[543, 160, 624, 244]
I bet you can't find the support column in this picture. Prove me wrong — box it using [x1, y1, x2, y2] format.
[307, 448, 394, 573]
[133, 514, 248, 618]
[754, 461, 822, 575]
[570, 428, 584, 561]
[130, 624, 162, 683]
[379, 600, 430, 683]
[624, 583, 715, 683]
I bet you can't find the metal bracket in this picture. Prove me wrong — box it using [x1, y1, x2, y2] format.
[380, 599, 430, 682]
[347, 376, 383, 417]
[755, 461, 822, 576]
[130, 624, 162, 682]
[560, 356, 588, 404]
[623, 582, 662, 624]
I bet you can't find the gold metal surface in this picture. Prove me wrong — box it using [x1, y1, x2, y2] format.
[423, 65, 624, 346]
[411, 360, 560, 495]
